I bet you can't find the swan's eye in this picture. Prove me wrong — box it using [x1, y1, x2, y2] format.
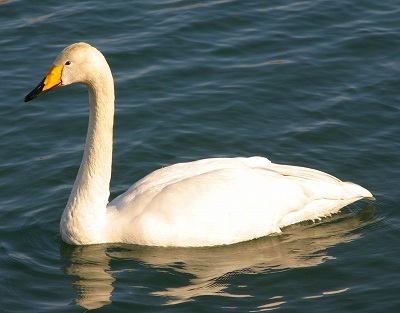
[65, 61, 71, 65]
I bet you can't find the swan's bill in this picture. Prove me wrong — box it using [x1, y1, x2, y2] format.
[25, 65, 63, 102]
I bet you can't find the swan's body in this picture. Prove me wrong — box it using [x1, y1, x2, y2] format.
[25, 42, 373, 247]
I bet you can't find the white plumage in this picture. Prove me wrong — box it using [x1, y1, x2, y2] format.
[24, 42, 373, 247]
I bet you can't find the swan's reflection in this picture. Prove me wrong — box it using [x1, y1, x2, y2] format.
[61, 205, 375, 310]
[61, 244, 115, 309]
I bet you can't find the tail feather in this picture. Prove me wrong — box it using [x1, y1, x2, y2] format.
[343, 182, 375, 200]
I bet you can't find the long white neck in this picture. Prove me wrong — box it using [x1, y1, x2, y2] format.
[61, 68, 115, 244]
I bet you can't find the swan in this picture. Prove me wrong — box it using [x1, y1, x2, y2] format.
[24, 42, 373, 247]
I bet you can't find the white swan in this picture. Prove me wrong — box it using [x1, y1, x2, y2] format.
[24, 42, 373, 247]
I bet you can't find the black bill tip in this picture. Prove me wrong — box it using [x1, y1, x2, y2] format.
[24, 77, 46, 102]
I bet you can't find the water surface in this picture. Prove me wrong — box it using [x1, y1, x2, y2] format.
[1, 0, 400, 312]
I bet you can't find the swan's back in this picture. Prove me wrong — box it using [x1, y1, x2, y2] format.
[107, 156, 372, 246]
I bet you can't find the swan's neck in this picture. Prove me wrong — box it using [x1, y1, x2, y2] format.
[61, 70, 115, 244]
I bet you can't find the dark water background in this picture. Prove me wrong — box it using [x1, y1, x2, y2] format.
[1, 0, 400, 312]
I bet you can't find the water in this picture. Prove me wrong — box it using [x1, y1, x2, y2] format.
[1, 0, 400, 311]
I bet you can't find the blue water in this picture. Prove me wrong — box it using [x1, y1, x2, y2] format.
[1, 0, 400, 312]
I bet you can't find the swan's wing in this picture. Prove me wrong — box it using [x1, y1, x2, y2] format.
[266, 162, 373, 199]
[108, 157, 271, 214]
[106, 157, 372, 246]
[109, 165, 308, 246]
[264, 163, 374, 226]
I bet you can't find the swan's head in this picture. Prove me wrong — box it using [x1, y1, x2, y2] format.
[24, 42, 111, 102]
